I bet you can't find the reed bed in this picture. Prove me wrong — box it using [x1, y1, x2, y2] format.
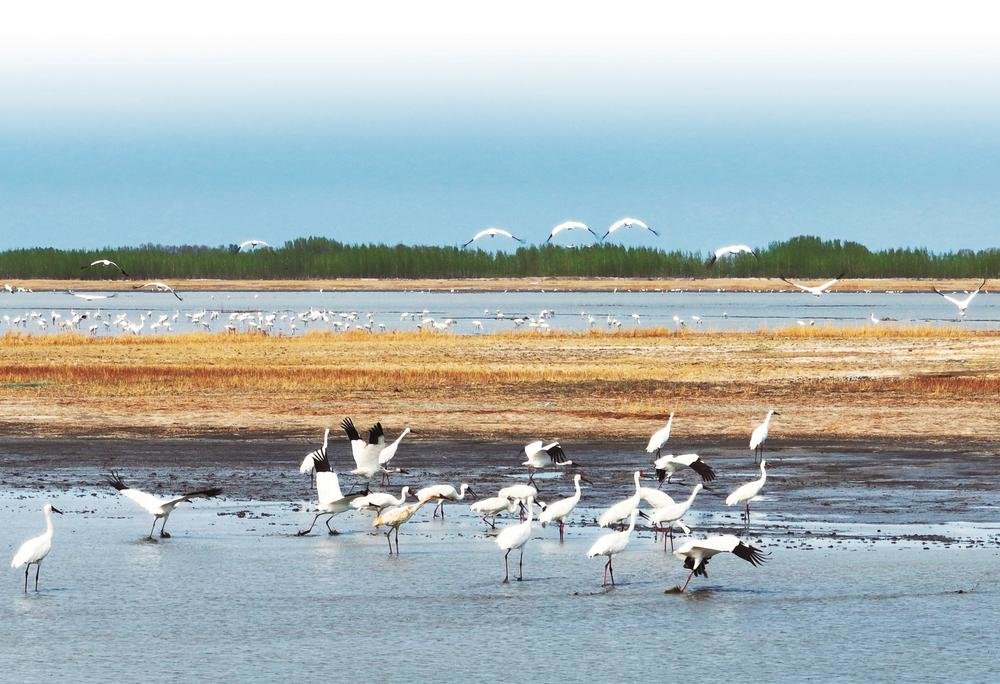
[1, 327, 996, 441]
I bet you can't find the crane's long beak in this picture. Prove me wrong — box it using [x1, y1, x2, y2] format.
[51, 507, 64, 515]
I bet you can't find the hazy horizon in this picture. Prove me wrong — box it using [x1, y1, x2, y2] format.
[2, 1, 999, 253]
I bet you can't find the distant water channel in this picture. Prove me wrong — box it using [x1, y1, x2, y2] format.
[1, 289, 997, 335]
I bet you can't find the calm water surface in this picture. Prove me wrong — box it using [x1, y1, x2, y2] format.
[1, 449, 998, 682]
[1, 289, 997, 335]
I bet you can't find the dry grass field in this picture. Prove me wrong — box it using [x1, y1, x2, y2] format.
[1, 326, 997, 445]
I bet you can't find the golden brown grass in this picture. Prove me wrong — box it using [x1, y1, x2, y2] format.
[1, 327, 997, 443]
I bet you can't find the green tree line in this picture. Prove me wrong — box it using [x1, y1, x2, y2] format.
[0, 236, 996, 280]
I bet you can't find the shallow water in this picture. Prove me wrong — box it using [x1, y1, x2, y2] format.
[1, 289, 997, 335]
[1, 441, 998, 681]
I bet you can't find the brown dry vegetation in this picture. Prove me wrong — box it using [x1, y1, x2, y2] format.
[8, 276, 993, 293]
[1, 326, 997, 445]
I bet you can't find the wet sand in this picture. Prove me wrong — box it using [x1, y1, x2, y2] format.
[2, 437, 997, 536]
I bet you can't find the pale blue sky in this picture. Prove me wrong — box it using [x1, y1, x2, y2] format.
[1, 1, 998, 252]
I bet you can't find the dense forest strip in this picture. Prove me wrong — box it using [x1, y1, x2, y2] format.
[1, 235, 996, 280]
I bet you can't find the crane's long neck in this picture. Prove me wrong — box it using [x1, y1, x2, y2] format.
[457, 484, 469, 500]
[573, 478, 582, 498]
[758, 462, 768, 484]
[525, 498, 535, 523]
[626, 512, 637, 534]
[44, 508, 55, 536]
[633, 471, 642, 495]
[392, 428, 410, 448]
[685, 489, 700, 507]
[397, 487, 409, 505]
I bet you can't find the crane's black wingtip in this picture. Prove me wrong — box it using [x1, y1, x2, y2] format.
[733, 541, 767, 567]
[107, 471, 128, 491]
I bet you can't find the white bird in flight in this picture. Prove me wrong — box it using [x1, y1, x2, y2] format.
[780, 272, 846, 297]
[706, 244, 758, 268]
[297, 440, 370, 536]
[601, 218, 659, 240]
[134, 281, 183, 301]
[11, 503, 63, 593]
[933, 279, 987, 319]
[107, 471, 222, 539]
[672, 534, 767, 592]
[238, 239, 271, 251]
[377, 426, 411, 484]
[652, 453, 717, 485]
[462, 227, 525, 248]
[81, 259, 130, 277]
[340, 418, 388, 480]
[547, 220, 599, 243]
[521, 440, 572, 485]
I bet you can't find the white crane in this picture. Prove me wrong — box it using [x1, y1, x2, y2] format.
[373, 500, 430, 554]
[706, 244, 757, 268]
[521, 440, 572, 485]
[649, 484, 702, 551]
[498, 483, 538, 519]
[238, 239, 271, 251]
[780, 272, 846, 297]
[933, 279, 987, 319]
[296, 443, 370, 536]
[645, 413, 674, 458]
[496, 496, 535, 582]
[601, 217, 659, 240]
[81, 258, 130, 277]
[107, 472, 222, 539]
[546, 220, 598, 243]
[750, 410, 779, 462]
[134, 281, 183, 301]
[652, 453, 717, 485]
[587, 509, 638, 586]
[377, 427, 411, 485]
[470, 496, 519, 529]
[415, 483, 474, 518]
[351, 486, 412, 515]
[726, 460, 769, 530]
[462, 227, 525, 249]
[672, 535, 767, 591]
[298, 428, 329, 481]
[341, 417, 387, 480]
[537, 473, 585, 541]
[10, 503, 63, 592]
[598, 471, 643, 529]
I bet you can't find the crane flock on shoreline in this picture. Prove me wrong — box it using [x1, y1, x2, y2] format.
[10, 412, 779, 593]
